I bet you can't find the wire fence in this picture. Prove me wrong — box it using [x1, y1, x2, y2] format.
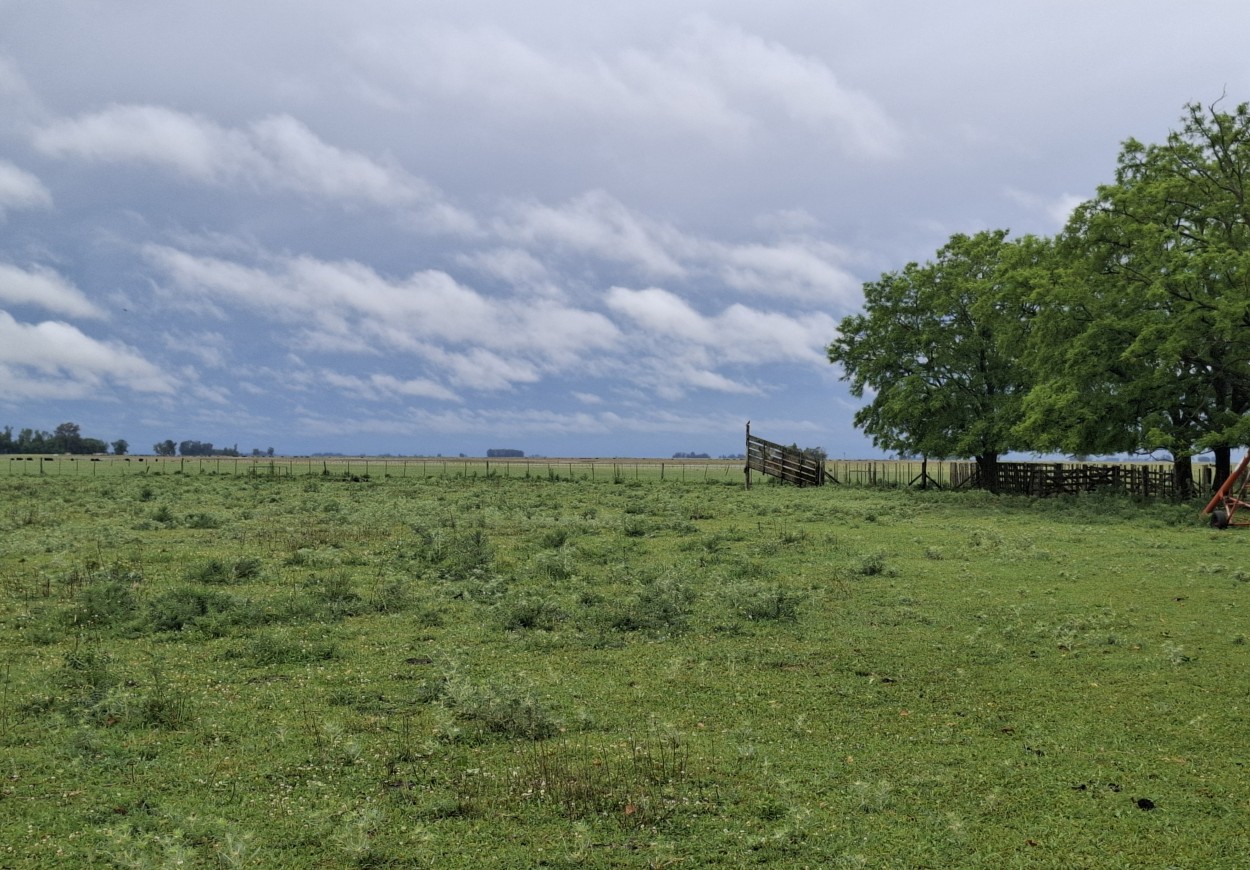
[4, 454, 1194, 493]
[2, 455, 750, 483]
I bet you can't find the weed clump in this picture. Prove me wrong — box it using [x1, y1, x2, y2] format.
[186, 557, 261, 585]
[139, 586, 242, 634]
[500, 596, 567, 631]
[68, 580, 137, 629]
[223, 631, 338, 667]
[854, 551, 896, 577]
[185, 512, 222, 529]
[432, 676, 560, 741]
[729, 583, 805, 622]
[598, 578, 693, 635]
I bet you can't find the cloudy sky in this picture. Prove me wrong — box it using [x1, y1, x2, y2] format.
[1, 2, 1247, 458]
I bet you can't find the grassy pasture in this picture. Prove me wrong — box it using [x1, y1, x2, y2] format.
[0, 471, 1247, 867]
[4, 454, 991, 489]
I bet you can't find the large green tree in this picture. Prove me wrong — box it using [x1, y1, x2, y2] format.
[1019, 100, 1250, 494]
[828, 230, 1041, 490]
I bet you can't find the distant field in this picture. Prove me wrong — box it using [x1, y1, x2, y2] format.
[0, 471, 1245, 867]
[3, 454, 1087, 489]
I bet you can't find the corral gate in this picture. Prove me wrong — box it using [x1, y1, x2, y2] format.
[745, 422, 827, 488]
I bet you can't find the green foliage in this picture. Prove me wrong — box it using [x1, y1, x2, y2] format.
[1020, 101, 1250, 490]
[139, 586, 242, 634]
[500, 595, 567, 631]
[68, 580, 138, 628]
[223, 631, 338, 667]
[598, 576, 693, 634]
[436, 675, 560, 740]
[728, 582, 805, 622]
[828, 230, 1040, 483]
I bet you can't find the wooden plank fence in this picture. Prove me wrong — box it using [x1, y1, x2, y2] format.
[951, 461, 1214, 499]
[745, 425, 826, 487]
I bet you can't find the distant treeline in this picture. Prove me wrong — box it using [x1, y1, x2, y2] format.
[0, 422, 126, 455]
[153, 439, 243, 457]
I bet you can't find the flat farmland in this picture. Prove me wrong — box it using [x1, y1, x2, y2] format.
[0, 471, 1246, 867]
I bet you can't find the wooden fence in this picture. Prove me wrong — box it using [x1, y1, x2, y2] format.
[949, 461, 1215, 499]
[745, 427, 826, 487]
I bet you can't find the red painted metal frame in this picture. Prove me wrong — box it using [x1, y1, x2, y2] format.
[1203, 452, 1250, 528]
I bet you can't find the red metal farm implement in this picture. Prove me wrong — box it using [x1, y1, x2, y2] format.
[1203, 452, 1250, 528]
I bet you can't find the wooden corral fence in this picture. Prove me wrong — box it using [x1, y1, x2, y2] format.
[745, 424, 828, 488]
[949, 461, 1214, 499]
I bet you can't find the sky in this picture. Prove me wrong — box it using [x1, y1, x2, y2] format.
[1, 1, 1248, 458]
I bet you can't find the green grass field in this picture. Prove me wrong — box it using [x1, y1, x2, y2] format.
[1, 471, 1246, 867]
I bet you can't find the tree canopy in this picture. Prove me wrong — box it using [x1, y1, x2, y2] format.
[1021, 100, 1250, 493]
[827, 230, 1039, 489]
[831, 100, 1250, 494]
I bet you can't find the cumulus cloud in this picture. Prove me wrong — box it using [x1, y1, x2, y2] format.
[0, 160, 52, 217]
[455, 247, 562, 297]
[602, 285, 837, 399]
[494, 189, 861, 304]
[605, 285, 835, 366]
[1004, 187, 1086, 229]
[497, 190, 688, 278]
[0, 311, 175, 399]
[33, 105, 475, 231]
[298, 404, 747, 439]
[352, 15, 901, 156]
[142, 244, 621, 388]
[321, 370, 461, 402]
[714, 239, 861, 304]
[0, 263, 104, 318]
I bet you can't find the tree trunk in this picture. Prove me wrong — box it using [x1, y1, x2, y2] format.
[1214, 444, 1232, 494]
[1172, 454, 1195, 500]
[975, 453, 1000, 493]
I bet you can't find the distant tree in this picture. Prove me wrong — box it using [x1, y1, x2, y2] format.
[112, 439, 129, 456]
[179, 440, 210, 456]
[53, 422, 83, 453]
[19, 428, 50, 453]
[788, 444, 827, 462]
[154, 440, 176, 456]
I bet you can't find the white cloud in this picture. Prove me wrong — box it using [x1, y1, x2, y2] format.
[321, 370, 461, 402]
[299, 404, 749, 439]
[0, 311, 175, 399]
[605, 285, 834, 366]
[0, 263, 104, 318]
[496, 190, 860, 304]
[497, 190, 688, 278]
[715, 239, 860, 303]
[455, 247, 561, 297]
[162, 330, 228, 368]
[605, 286, 713, 343]
[1004, 187, 1085, 229]
[602, 284, 836, 398]
[0, 160, 52, 217]
[33, 105, 475, 230]
[143, 244, 621, 387]
[352, 15, 901, 157]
